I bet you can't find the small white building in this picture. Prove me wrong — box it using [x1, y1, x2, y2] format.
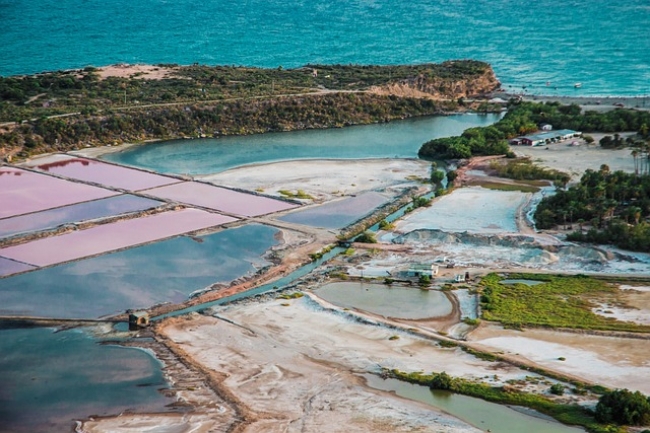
[541, 124, 553, 131]
[403, 264, 439, 278]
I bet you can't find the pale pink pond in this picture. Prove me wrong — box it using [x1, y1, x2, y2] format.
[146, 182, 298, 217]
[28, 154, 180, 191]
[0, 167, 118, 219]
[0, 195, 162, 239]
[0, 257, 36, 277]
[0, 209, 237, 267]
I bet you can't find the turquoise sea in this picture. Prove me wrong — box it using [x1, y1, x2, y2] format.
[1, 0, 649, 96]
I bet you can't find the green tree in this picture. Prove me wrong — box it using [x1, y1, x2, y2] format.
[355, 231, 377, 244]
[595, 389, 650, 425]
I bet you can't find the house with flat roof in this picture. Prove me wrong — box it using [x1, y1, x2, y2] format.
[401, 264, 439, 278]
[520, 129, 580, 146]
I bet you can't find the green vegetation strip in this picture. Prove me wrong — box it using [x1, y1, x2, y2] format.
[474, 181, 540, 193]
[479, 273, 650, 333]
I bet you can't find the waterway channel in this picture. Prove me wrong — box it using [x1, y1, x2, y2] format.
[103, 113, 502, 175]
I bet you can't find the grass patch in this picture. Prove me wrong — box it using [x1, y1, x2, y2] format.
[276, 292, 304, 300]
[438, 340, 459, 348]
[475, 181, 540, 193]
[279, 189, 314, 200]
[479, 273, 650, 333]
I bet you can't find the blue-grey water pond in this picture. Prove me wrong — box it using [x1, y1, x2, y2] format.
[0, 327, 173, 433]
[0, 224, 280, 319]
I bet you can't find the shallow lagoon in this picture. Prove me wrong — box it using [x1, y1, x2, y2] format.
[104, 113, 502, 175]
[0, 327, 173, 433]
[0, 224, 280, 318]
[316, 282, 452, 319]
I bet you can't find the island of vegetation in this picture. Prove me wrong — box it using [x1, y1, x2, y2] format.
[418, 100, 650, 251]
[0, 60, 499, 160]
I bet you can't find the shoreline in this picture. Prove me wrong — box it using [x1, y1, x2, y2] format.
[495, 91, 650, 110]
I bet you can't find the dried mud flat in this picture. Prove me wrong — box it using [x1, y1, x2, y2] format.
[468, 323, 650, 394]
[83, 293, 550, 433]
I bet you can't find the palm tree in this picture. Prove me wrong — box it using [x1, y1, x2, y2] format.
[632, 149, 639, 175]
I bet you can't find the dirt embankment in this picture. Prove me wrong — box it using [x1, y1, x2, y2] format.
[370, 66, 500, 100]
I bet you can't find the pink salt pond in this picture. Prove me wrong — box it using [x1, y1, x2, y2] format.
[145, 182, 298, 217]
[0, 257, 35, 277]
[27, 154, 180, 191]
[0, 208, 237, 268]
[0, 167, 118, 219]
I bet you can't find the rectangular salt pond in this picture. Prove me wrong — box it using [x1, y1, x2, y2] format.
[316, 281, 453, 319]
[0, 208, 236, 268]
[279, 191, 389, 229]
[0, 327, 174, 433]
[0, 195, 163, 239]
[145, 181, 298, 217]
[396, 187, 525, 234]
[0, 224, 281, 318]
[0, 167, 117, 218]
[0, 257, 35, 277]
[26, 154, 180, 191]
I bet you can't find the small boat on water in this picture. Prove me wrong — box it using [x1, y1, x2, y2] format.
[574, 82, 582, 88]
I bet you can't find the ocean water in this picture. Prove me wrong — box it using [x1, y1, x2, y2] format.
[1, 0, 648, 96]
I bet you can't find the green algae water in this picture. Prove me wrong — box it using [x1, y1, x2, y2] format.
[0, 327, 173, 433]
[316, 282, 453, 319]
[1, 1, 648, 96]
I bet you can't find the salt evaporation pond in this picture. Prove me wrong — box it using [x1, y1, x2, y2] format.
[0, 195, 162, 239]
[0, 224, 280, 318]
[280, 191, 389, 229]
[0, 167, 117, 219]
[316, 282, 452, 319]
[103, 113, 502, 175]
[28, 154, 180, 191]
[365, 375, 585, 433]
[0, 208, 236, 268]
[396, 187, 526, 234]
[146, 181, 297, 217]
[0, 326, 174, 433]
[0, 258, 35, 277]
